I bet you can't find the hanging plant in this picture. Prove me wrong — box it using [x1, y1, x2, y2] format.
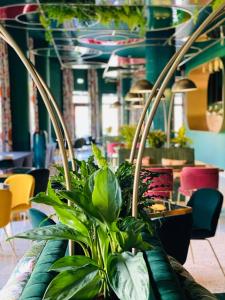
[39, 3, 147, 42]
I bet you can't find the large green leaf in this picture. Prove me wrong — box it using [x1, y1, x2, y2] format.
[60, 189, 101, 222]
[117, 231, 152, 252]
[55, 207, 90, 241]
[50, 256, 98, 272]
[107, 252, 150, 300]
[12, 224, 88, 244]
[44, 266, 101, 300]
[92, 168, 122, 224]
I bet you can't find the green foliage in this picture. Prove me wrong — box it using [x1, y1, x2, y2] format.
[147, 130, 166, 148]
[119, 124, 137, 149]
[212, 0, 224, 11]
[40, 4, 147, 42]
[92, 143, 108, 169]
[107, 252, 149, 300]
[116, 161, 152, 217]
[171, 126, 192, 148]
[13, 146, 153, 300]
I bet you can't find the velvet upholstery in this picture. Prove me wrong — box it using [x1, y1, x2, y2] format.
[178, 167, 219, 198]
[28, 208, 55, 228]
[19, 240, 68, 300]
[187, 188, 223, 239]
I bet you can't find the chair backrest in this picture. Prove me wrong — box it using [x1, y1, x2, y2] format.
[141, 168, 173, 199]
[74, 138, 86, 149]
[28, 208, 55, 228]
[28, 168, 50, 196]
[187, 188, 223, 236]
[0, 190, 12, 228]
[180, 167, 219, 192]
[4, 174, 35, 209]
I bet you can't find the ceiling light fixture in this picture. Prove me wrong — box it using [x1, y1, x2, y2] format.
[130, 79, 154, 94]
[172, 78, 197, 93]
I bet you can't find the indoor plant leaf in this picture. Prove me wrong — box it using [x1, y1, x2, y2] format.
[92, 167, 122, 224]
[49, 255, 98, 272]
[60, 189, 102, 222]
[107, 252, 150, 300]
[44, 266, 101, 300]
[11, 224, 88, 244]
[54, 207, 90, 240]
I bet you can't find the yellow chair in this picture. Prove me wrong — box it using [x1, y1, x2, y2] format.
[0, 189, 16, 256]
[4, 174, 35, 218]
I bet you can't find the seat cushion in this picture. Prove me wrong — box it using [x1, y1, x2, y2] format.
[19, 239, 68, 300]
[145, 248, 187, 300]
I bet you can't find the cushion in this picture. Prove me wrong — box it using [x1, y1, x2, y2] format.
[162, 158, 187, 166]
[0, 241, 46, 300]
[133, 156, 151, 166]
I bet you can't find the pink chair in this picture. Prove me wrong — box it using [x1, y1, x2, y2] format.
[141, 168, 173, 200]
[107, 142, 123, 157]
[177, 167, 219, 201]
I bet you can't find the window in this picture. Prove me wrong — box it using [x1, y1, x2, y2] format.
[73, 92, 91, 138]
[102, 94, 120, 135]
[173, 93, 184, 131]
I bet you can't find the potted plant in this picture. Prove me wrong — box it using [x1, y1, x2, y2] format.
[171, 126, 192, 148]
[12, 145, 153, 300]
[147, 130, 166, 148]
[119, 124, 137, 149]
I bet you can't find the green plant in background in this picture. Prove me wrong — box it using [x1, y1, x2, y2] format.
[12, 145, 153, 300]
[171, 126, 192, 148]
[147, 130, 166, 148]
[119, 124, 137, 149]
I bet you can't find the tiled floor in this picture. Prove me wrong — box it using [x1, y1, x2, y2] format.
[0, 178, 225, 294]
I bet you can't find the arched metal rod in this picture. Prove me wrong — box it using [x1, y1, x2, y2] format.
[132, 2, 225, 218]
[30, 65, 76, 171]
[0, 24, 71, 191]
[129, 44, 185, 163]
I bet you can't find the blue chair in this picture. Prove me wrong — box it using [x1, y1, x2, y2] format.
[28, 208, 55, 228]
[187, 188, 224, 277]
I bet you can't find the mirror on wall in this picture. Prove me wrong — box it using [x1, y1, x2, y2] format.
[187, 57, 225, 132]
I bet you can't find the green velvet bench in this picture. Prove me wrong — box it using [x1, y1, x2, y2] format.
[0, 238, 220, 300]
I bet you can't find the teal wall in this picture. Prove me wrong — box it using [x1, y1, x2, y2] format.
[185, 42, 225, 168]
[145, 31, 175, 130]
[8, 28, 30, 150]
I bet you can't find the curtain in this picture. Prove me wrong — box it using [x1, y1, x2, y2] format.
[0, 38, 12, 152]
[63, 68, 74, 140]
[88, 69, 100, 141]
[28, 37, 39, 139]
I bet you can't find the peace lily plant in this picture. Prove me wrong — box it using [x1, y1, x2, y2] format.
[12, 145, 153, 300]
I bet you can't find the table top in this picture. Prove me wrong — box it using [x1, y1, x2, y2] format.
[0, 151, 32, 161]
[142, 200, 192, 219]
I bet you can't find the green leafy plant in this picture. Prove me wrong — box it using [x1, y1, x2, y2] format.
[171, 126, 192, 148]
[147, 130, 166, 148]
[12, 145, 153, 300]
[40, 4, 147, 42]
[119, 124, 137, 149]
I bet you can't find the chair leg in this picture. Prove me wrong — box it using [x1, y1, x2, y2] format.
[189, 240, 195, 264]
[206, 239, 225, 277]
[3, 227, 17, 258]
